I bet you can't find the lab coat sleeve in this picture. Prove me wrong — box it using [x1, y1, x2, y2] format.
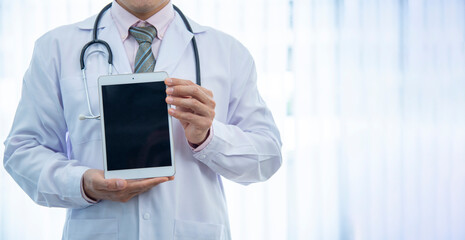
[3, 38, 93, 209]
[193, 41, 282, 185]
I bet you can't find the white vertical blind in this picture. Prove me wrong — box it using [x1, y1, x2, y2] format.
[1, 0, 465, 239]
[289, 0, 465, 239]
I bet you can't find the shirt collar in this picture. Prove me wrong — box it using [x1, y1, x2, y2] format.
[111, 0, 175, 41]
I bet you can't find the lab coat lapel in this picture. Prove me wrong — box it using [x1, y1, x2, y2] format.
[155, 13, 193, 74]
[98, 13, 132, 75]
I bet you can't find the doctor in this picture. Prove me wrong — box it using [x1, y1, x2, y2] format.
[3, 0, 282, 239]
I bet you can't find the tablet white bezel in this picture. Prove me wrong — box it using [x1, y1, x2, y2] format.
[98, 72, 175, 179]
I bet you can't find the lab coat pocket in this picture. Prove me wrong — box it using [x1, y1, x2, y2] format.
[174, 219, 225, 240]
[67, 219, 118, 240]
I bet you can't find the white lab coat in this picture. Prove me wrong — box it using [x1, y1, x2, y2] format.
[3, 7, 282, 240]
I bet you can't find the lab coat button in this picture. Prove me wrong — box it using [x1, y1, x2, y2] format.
[143, 213, 151, 220]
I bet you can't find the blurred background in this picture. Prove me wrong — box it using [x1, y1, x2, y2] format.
[1, 0, 465, 239]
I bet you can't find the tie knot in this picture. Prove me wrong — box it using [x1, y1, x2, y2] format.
[129, 26, 157, 44]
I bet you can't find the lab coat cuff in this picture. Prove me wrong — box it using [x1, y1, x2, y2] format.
[69, 166, 94, 208]
[192, 120, 237, 180]
[188, 127, 214, 152]
[192, 121, 220, 164]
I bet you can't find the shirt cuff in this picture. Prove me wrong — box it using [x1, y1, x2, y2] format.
[189, 127, 213, 152]
[80, 175, 99, 204]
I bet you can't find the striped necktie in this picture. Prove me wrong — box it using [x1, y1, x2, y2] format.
[129, 26, 157, 73]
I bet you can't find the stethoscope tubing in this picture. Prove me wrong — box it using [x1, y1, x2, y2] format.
[173, 5, 201, 86]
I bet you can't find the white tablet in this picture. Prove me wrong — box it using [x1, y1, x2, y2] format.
[98, 72, 175, 179]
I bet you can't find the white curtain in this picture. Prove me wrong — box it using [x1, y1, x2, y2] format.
[1, 0, 465, 239]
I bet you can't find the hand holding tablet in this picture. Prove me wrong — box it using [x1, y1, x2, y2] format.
[164, 78, 216, 146]
[82, 169, 173, 202]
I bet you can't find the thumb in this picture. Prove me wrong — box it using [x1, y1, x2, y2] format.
[104, 179, 127, 191]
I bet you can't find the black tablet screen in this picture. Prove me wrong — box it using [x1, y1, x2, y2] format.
[102, 81, 172, 170]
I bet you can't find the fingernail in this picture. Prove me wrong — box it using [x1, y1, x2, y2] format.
[116, 180, 124, 189]
[166, 78, 173, 83]
[166, 87, 173, 94]
[166, 97, 173, 103]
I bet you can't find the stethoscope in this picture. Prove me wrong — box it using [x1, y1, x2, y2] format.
[79, 2, 200, 120]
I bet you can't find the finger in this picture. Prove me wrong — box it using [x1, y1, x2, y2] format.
[165, 78, 213, 97]
[98, 178, 127, 192]
[126, 177, 171, 192]
[168, 108, 212, 130]
[124, 176, 174, 185]
[166, 85, 215, 107]
[125, 176, 175, 195]
[176, 106, 193, 114]
[142, 177, 171, 187]
[140, 176, 174, 191]
[165, 78, 195, 87]
[128, 184, 154, 195]
[166, 97, 213, 117]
